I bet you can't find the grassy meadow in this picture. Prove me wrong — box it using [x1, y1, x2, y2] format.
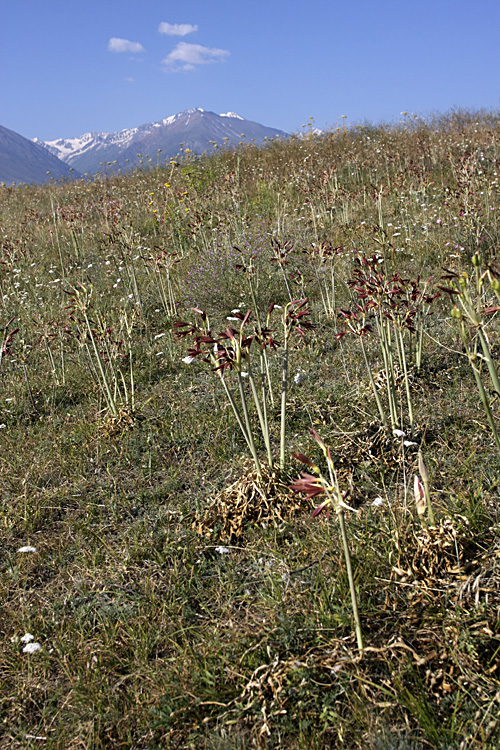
[1, 110, 500, 749]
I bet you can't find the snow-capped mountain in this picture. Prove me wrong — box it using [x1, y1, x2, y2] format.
[0, 124, 78, 185]
[34, 109, 287, 176]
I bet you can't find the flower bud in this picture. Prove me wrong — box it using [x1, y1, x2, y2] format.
[472, 252, 482, 268]
[418, 451, 429, 483]
[414, 475, 425, 516]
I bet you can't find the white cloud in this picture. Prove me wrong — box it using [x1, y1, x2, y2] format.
[108, 38, 144, 54]
[158, 22, 198, 37]
[162, 42, 229, 71]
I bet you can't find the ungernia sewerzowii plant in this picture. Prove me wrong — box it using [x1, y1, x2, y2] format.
[291, 428, 363, 654]
[174, 300, 314, 475]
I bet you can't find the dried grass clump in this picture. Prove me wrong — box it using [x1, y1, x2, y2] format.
[392, 516, 471, 586]
[194, 463, 309, 542]
[98, 406, 136, 437]
[458, 531, 500, 609]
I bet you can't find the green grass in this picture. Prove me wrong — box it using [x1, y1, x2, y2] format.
[1, 109, 500, 749]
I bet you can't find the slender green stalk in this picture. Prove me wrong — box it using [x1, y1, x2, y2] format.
[82, 310, 118, 417]
[248, 278, 274, 405]
[338, 509, 363, 652]
[398, 328, 414, 428]
[259, 351, 272, 430]
[292, 429, 364, 654]
[359, 337, 388, 428]
[280, 264, 293, 302]
[477, 327, 500, 398]
[464, 337, 500, 452]
[416, 324, 424, 372]
[21, 361, 36, 410]
[280, 334, 289, 470]
[44, 337, 60, 386]
[247, 362, 273, 469]
[376, 318, 398, 429]
[324, 439, 363, 654]
[315, 266, 329, 316]
[121, 312, 136, 412]
[216, 371, 253, 454]
[237, 372, 262, 477]
[50, 196, 66, 279]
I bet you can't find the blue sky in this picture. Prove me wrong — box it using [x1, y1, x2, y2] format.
[2, 0, 500, 141]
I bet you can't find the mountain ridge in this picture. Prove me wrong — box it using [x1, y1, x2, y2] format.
[34, 108, 288, 176]
[0, 124, 78, 186]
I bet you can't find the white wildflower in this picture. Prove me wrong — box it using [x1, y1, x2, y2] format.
[215, 546, 230, 554]
[18, 546, 37, 553]
[392, 429, 406, 438]
[371, 497, 384, 507]
[23, 642, 42, 654]
[20, 633, 34, 643]
[182, 356, 195, 364]
[404, 440, 418, 447]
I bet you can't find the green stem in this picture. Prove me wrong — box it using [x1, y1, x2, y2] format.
[247, 362, 273, 469]
[83, 311, 118, 416]
[217, 371, 253, 453]
[398, 328, 413, 428]
[464, 339, 500, 452]
[280, 335, 289, 470]
[50, 196, 66, 279]
[249, 280, 274, 405]
[360, 337, 388, 428]
[377, 318, 398, 429]
[477, 327, 500, 398]
[338, 509, 363, 654]
[416, 324, 424, 372]
[237, 372, 262, 477]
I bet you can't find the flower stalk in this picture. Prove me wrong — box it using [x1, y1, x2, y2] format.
[291, 429, 363, 654]
[441, 255, 500, 452]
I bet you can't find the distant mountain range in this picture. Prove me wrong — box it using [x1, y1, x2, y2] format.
[0, 125, 78, 185]
[33, 108, 288, 176]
